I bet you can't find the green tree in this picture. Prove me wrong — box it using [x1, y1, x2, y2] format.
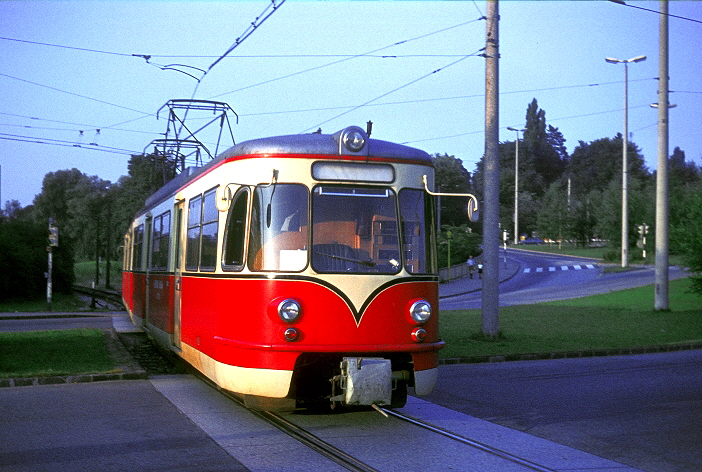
[432, 153, 472, 227]
[0, 201, 73, 299]
[522, 99, 568, 196]
[112, 153, 177, 235]
[569, 134, 649, 197]
[536, 180, 571, 243]
[670, 181, 702, 296]
[437, 225, 482, 269]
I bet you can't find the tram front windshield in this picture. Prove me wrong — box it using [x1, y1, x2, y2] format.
[312, 185, 433, 275]
[245, 183, 434, 275]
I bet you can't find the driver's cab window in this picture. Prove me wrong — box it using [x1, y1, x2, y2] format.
[222, 188, 249, 271]
[311, 185, 401, 274]
[247, 184, 309, 272]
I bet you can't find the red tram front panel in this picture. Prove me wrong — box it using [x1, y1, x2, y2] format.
[178, 277, 441, 371]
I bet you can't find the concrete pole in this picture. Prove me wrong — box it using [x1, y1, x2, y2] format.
[514, 136, 519, 245]
[482, 0, 500, 338]
[622, 62, 629, 268]
[655, 0, 669, 310]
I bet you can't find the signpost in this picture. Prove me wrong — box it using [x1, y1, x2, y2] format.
[47, 218, 58, 311]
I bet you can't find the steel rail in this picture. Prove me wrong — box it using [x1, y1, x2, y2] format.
[380, 407, 555, 472]
[219, 390, 378, 472]
[72, 285, 125, 309]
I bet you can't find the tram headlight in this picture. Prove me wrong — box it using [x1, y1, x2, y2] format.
[340, 126, 367, 152]
[278, 299, 302, 323]
[409, 300, 432, 324]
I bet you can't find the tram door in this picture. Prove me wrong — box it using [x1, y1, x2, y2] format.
[172, 200, 184, 349]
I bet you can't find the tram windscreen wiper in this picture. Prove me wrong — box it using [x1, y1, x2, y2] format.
[314, 251, 377, 267]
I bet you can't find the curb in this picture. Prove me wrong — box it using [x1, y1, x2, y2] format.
[0, 328, 148, 389]
[439, 341, 702, 365]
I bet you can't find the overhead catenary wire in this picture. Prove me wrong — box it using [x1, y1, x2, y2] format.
[207, 17, 485, 101]
[608, 0, 702, 25]
[0, 72, 152, 117]
[206, 0, 286, 74]
[171, 0, 286, 152]
[300, 52, 482, 134]
[0, 132, 138, 155]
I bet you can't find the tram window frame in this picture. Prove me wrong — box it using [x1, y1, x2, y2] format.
[222, 187, 250, 271]
[132, 224, 144, 271]
[185, 187, 220, 272]
[311, 184, 401, 275]
[247, 183, 309, 272]
[399, 188, 436, 275]
[149, 211, 171, 271]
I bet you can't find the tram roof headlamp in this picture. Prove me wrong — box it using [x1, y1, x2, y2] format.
[278, 299, 302, 323]
[338, 126, 367, 153]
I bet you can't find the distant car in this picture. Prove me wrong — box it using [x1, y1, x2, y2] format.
[519, 238, 543, 245]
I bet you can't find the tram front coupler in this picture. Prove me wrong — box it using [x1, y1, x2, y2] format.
[330, 357, 394, 407]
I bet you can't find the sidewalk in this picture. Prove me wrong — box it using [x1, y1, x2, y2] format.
[439, 253, 520, 299]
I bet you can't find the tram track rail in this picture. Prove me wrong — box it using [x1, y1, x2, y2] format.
[72, 285, 125, 310]
[218, 390, 379, 472]
[379, 407, 555, 472]
[215, 381, 555, 472]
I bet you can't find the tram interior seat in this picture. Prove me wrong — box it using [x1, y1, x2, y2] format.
[252, 229, 307, 271]
[313, 243, 366, 272]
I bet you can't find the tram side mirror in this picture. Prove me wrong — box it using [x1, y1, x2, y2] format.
[467, 197, 479, 223]
[216, 186, 234, 212]
[421, 174, 480, 223]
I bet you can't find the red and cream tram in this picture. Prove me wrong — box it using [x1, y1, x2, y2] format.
[122, 126, 444, 410]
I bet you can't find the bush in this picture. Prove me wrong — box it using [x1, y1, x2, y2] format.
[0, 216, 74, 302]
[438, 225, 482, 268]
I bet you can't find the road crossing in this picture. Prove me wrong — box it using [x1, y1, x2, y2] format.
[523, 263, 597, 274]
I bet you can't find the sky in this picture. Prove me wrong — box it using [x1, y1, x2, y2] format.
[1, 0, 701, 209]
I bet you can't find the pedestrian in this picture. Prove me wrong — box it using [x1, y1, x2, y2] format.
[477, 262, 483, 279]
[467, 255, 475, 279]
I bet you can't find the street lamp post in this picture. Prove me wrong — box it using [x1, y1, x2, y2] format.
[507, 127, 526, 245]
[605, 54, 646, 268]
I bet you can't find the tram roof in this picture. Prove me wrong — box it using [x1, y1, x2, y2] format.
[141, 127, 432, 213]
[222, 129, 432, 163]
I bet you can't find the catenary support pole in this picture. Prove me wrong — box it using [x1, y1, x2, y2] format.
[482, 0, 500, 338]
[655, 0, 669, 310]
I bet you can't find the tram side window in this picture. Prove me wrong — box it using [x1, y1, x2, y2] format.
[132, 224, 144, 271]
[222, 189, 249, 270]
[186, 196, 202, 271]
[150, 211, 171, 270]
[399, 189, 436, 274]
[200, 189, 219, 270]
[186, 188, 219, 272]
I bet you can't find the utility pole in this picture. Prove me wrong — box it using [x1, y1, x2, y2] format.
[655, 0, 670, 310]
[482, 0, 500, 338]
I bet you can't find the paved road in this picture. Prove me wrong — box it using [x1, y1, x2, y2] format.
[424, 349, 702, 472]
[440, 248, 688, 309]
[0, 379, 249, 471]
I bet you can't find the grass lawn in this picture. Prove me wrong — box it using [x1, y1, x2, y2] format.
[0, 293, 86, 313]
[439, 277, 702, 360]
[0, 329, 117, 378]
[74, 259, 122, 290]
